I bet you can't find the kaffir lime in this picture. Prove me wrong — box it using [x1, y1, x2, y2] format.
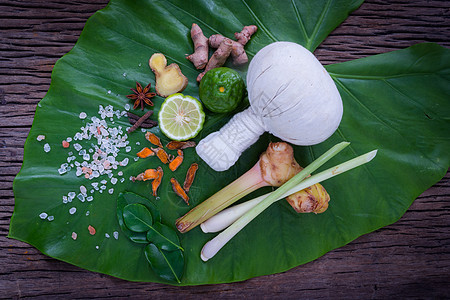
[199, 67, 245, 113]
[158, 93, 205, 141]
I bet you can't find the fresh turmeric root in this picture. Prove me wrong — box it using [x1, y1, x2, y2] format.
[186, 23, 209, 69]
[197, 38, 233, 81]
[186, 23, 258, 81]
[208, 25, 258, 66]
[234, 25, 258, 46]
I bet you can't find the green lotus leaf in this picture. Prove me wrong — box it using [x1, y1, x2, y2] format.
[9, 0, 449, 285]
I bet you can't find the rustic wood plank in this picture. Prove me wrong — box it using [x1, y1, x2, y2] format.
[0, 0, 449, 298]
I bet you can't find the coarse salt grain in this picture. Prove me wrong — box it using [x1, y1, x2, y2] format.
[79, 112, 87, 119]
[43, 143, 51, 152]
[77, 194, 85, 202]
[96, 246, 99, 250]
[69, 207, 77, 215]
[105, 233, 110, 238]
[108, 188, 114, 194]
[72, 232, 77, 240]
[80, 185, 87, 195]
[86, 196, 93, 202]
[37, 135, 45, 141]
[39, 212, 48, 219]
[86, 211, 90, 216]
[111, 178, 117, 185]
[47, 216, 54, 221]
[113, 231, 119, 239]
[88, 225, 96, 235]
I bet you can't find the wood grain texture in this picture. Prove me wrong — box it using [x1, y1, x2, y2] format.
[0, 0, 449, 298]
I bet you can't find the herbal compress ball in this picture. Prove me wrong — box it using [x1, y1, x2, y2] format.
[196, 42, 343, 171]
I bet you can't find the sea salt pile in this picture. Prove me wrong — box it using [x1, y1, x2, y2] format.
[57, 105, 130, 185]
[48, 104, 132, 232]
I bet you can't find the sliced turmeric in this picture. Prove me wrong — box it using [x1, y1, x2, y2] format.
[183, 163, 198, 192]
[171, 177, 189, 205]
[152, 147, 169, 164]
[169, 150, 183, 171]
[145, 132, 163, 148]
[143, 168, 158, 181]
[166, 140, 196, 150]
[152, 166, 164, 197]
[137, 147, 155, 158]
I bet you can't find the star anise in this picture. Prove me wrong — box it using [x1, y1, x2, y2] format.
[126, 81, 156, 110]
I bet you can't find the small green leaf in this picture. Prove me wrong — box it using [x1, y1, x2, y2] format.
[117, 192, 160, 243]
[144, 243, 184, 283]
[123, 204, 153, 232]
[121, 192, 161, 222]
[147, 222, 183, 252]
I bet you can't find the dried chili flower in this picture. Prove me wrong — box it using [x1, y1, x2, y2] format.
[126, 81, 156, 110]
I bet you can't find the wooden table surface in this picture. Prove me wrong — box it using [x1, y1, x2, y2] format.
[1, 0, 449, 298]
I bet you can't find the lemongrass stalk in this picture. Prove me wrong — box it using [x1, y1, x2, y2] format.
[201, 149, 377, 233]
[200, 148, 377, 261]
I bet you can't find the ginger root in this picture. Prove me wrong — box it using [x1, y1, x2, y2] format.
[286, 182, 330, 214]
[149, 53, 188, 97]
[186, 23, 209, 69]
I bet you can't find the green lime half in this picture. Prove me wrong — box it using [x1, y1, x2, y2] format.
[158, 93, 205, 141]
[199, 67, 245, 113]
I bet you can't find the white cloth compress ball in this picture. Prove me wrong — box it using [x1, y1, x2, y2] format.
[196, 42, 343, 171]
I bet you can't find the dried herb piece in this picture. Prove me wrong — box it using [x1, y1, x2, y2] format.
[166, 140, 196, 150]
[145, 132, 163, 148]
[171, 177, 189, 205]
[152, 147, 169, 164]
[136, 147, 155, 158]
[143, 169, 158, 181]
[126, 81, 156, 110]
[183, 163, 198, 192]
[169, 150, 183, 171]
[152, 167, 163, 197]
[128, 110, 154, 133]
[127, 112, 158, 129]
